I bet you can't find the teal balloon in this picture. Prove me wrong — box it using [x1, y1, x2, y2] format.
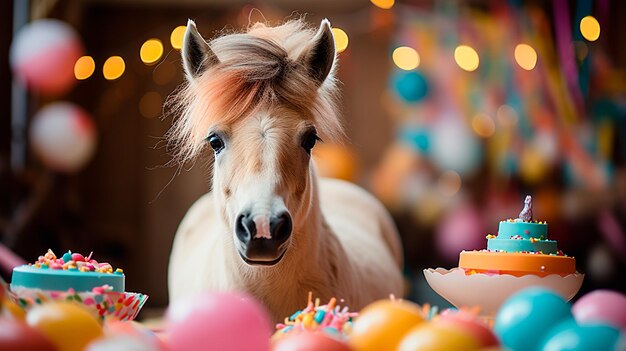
[392, 70, 428, 103]
[503, 153, 518, 174]
[494, 288, 573, 351]
[539, 320, 621, 351]
[399, 127, 430, 153]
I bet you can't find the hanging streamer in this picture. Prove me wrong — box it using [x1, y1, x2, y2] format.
[553, 0, 584, 113]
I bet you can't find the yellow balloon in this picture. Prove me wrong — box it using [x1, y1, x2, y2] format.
[2, 297, 26, 320]
[519, 147, 549, 184]
[350, 299, 424, 351]
[397, 322, 482, 351]
[26, 302, 103, 351]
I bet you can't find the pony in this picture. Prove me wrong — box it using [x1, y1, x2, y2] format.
[167, 18, 404, 322]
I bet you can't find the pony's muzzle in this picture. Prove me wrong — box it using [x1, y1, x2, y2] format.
[235, 211, 292, 265]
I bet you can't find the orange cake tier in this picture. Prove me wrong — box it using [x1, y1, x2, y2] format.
[459, 251, 576, 277]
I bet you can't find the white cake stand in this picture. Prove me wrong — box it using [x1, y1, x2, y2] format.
[423, 267, 584, 316]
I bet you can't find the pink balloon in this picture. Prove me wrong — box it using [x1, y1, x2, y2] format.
[436, 205, 485, 262]
[272, 332, 351, 351]
[572, 290, 626, 331]
[10, 19, 83, 95]
[166, 291, 271, 351]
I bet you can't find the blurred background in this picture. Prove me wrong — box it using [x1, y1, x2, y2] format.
[1, 0, 625, 316]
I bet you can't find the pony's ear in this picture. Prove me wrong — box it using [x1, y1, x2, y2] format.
[306, 19, 336, 85]
[182, 19, 219, 80]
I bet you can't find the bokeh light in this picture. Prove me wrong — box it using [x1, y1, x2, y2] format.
[171, 25, 186, 50]
[139, 91, 163, 118]
[497, 105, 518, 127]
[520, 146, 549, 183]
[102, 56, 125, 80]
[153, 61, 177, 85]
[312, 143, 358, 182]
[580, 15, 600, 41]
[392, 70, 428, 103]
[392, 46, 420, 70]
[140, 39, 164, 65]
[514, 44, 538, 70]
[371, 0, 394, 10]
[574, 41, 589, 61]
[74, 56, 95, 80]
[454, 45, 479, 71]
[332, 28, 349, 53]
[471, 113, 496, 138]
[438, 170, 462, 197]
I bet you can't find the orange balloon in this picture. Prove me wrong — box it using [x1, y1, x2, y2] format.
[312, 143, 358, 182]
[26, 301, 103, 351]
[397, 322, 482, 351]
[519, 146, 549, 184]
[349, 299, 424, 351]
[2, 297, 26, 321]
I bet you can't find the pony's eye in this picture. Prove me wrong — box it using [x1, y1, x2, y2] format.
[301, 130, 320, 154]
[207, 134, 225, 154]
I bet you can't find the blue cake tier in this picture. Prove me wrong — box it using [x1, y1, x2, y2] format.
[498, 220, 548, 240]
[487, 237, 557, 254]
[11, 265, 124, 292]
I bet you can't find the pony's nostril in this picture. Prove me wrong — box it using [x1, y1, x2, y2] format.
[236, 213, 256, 243]
[270, 212, 292, 243]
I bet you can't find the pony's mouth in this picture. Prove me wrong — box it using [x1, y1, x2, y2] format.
[238, 249, 287, 266]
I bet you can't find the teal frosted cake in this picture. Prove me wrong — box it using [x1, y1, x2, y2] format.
[487, 219, 555, 254]
[459, 195, 576, 276]
[11, 249, 124, 292]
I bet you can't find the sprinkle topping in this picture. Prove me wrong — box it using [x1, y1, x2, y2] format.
[275, 292, 356, 338]
[29, 249, 119, 274]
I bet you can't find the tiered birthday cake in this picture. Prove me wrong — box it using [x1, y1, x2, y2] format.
[459, 196, 576, 277]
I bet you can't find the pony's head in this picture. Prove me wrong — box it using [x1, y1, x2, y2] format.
[169, 19, 343, 266]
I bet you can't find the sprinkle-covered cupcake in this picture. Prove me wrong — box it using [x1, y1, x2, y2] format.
[10, 249, 146, 321]
[11, 249, 124, 293]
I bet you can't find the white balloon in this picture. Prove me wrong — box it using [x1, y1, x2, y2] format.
[587, 244, 614, 282]
[30, 102, 97, 173]
[533, 132, 559, 163]
[430, 118, 481, 175]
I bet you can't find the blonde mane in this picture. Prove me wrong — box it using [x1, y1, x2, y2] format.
[167, 19, 344, 164]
